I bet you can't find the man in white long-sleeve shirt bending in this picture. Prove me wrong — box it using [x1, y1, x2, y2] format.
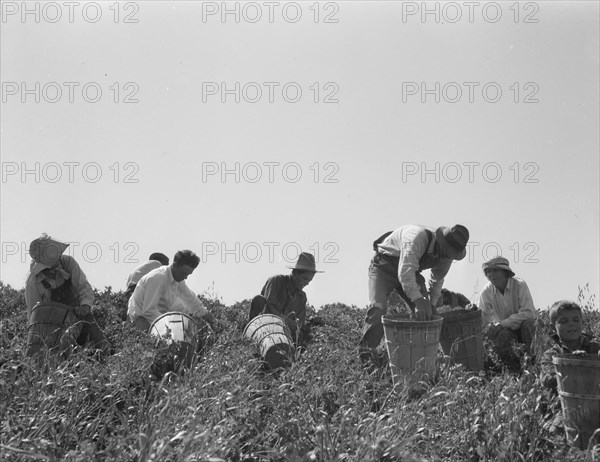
[478, 256, 537, 362]
[127, 250, 215, 332]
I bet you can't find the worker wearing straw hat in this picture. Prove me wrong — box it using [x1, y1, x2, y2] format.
[360, 224, 469, 363]
[25, 233, 110, 356]
[478, 256, 537, 361]
[248, 252, 323, 337]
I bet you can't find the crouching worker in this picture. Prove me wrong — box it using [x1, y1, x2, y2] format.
[127, 250, 216, 332]
[540, 300, 600, 433]
[478, 257, 537, 364]
[248, 252, 322, 340]
[437, 288, 471, 309]
[25, 233, 110, 357]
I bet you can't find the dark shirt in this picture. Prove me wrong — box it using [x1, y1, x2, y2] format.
[540, 333, 600, 392]
[261, 274, 307, 328]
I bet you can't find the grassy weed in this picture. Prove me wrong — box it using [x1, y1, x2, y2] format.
[0, 281, 598, 461]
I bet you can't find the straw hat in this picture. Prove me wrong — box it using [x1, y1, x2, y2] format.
[29, 233, 69, 272]
[482, 256, 515, 278]
[287, 252, 323, 273]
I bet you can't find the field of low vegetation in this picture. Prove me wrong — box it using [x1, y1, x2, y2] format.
[1, 281, 599, 461]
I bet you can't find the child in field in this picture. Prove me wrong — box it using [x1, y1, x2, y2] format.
[540, 300, 600, 391]
[539, 300, 600, 433]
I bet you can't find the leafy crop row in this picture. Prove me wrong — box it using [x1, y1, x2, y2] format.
[0, 281, 598, 461]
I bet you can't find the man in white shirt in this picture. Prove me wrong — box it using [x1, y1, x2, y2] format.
[478, 256, 537, 362]
[125, 252, 170, 300]
[127, 250, 215, 332]
[361, 224, 469, 362]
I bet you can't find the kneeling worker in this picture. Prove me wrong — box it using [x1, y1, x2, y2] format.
[25, 233, 110, 356]
[249, 252, 322, 338]
[478, 256, 537, 363]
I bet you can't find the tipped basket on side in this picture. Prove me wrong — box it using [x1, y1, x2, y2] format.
[243, 314, 294, 370]
[149, 311, 201, 369]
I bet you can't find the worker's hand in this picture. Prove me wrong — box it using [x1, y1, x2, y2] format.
[203, 311, 225, 333]
[284, 312, 298, 333]
[198, 311, 215, 326]
[486, 323, 503, 338]
[465, 303, 478, 312]
[191, 311, 205, 323]
[413, 297, 432, 321]
[75, 304, 91, 317]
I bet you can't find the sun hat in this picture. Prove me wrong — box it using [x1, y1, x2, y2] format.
[435, 224, 469, 260]
[28, 233, 69, 268]
[30, 261, 51, 276]
[482, 256, 515, 278]
[287, 252, 324, 273]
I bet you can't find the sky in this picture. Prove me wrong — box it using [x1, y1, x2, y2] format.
[1, 1, 599, 312]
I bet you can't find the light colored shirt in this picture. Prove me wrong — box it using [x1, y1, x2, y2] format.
[377, 225, 453, 305]
[25, 255, 94, 318]
[478, 277, 537, 329]
[126, 260, 164, 288]
[127, 265, 207, 326]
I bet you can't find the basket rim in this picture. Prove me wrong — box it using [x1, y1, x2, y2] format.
[552, 353, 600, 366]
[31, 301, 74, 312]
[439, 309, 481, 319]
[382, 314, 443, 327]
[243, 314, 292, 338]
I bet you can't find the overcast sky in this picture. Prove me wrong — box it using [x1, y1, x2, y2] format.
[1, 1, 598, 311]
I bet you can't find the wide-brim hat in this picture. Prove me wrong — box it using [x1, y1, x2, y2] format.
[435, 224, 469, 261]
[482, 256, 515, 278]
[29, 233, 69, 268]
[287, 252, 324, 273]
[30, 261, 52, 276]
